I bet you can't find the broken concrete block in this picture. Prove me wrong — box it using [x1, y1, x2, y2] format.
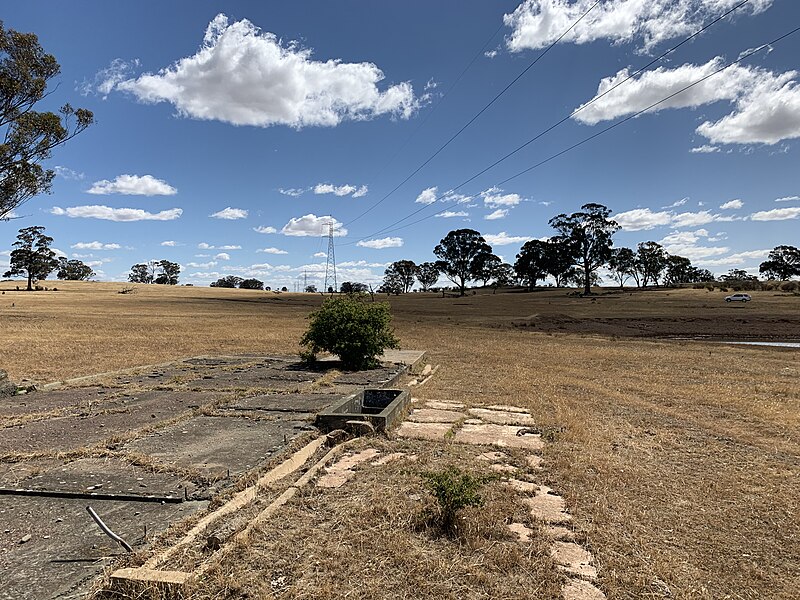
[453, 423, 544, 450]
[524, 486, 572, 524]
[468, 408, 536, 426]
[407, 408, 464, 423]
[562, 579, 606, 600]
[550, 541, 597, 580]
[424, 400, 465, 410]
[507, 522, 533, 542]
[395, 421, 453, 441]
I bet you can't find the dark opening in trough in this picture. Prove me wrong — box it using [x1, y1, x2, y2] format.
[315, 389, 410, 432]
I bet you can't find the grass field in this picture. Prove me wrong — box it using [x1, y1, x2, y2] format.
[2, 281, 799, 598]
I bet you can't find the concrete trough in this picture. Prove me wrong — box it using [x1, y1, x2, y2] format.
[315, 389, 410, 433]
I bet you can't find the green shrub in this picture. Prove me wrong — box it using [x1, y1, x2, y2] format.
[300, 295, 399, 370]
[420, 466, 494, 536]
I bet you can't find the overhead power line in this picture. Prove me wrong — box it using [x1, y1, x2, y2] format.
[401, 28, 800, 236]
[343, 0, 602, 227]
[342, 0, 762, 245]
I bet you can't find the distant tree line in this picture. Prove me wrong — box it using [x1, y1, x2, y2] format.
[334, 203, 799, 297]
[3, 226, 95, 290]
[128, 260, 181, 285]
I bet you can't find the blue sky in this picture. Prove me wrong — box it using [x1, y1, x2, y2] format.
[2, 0, 799, 287]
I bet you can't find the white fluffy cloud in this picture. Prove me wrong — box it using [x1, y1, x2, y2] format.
[483, 232, 532, 246]
[281, 214, 347, 237]
[415, 187, 438, 205]
[485, 209, 509, 220]
[575, 57, 800, 145]
[313, 252, 327, 258]
[504, 1, 772, 53]
[215, 253, 231, 261]
[776, 195, 799, 202]
[690, 145, 720, 153]
[279, 188, 307, 197]
[187, 261, 218, 269]
[198, 243, 241, 250]
[54, 166, 85, 180]
[481, 187, 523, 208]
[720, 199, 743, 210]
[436, 210, 469, 218]
[357, 237, 403, 249]
[749, 206, 800, 221]
[658, 229, 730, 260]
[253, 226, 277, 234]
[257, 247, 289, 255]
[51, 205, 182, 221]
[695, 249, 771, 267]
[115, 14, 419, 128]
[161, 240, 178, 247]
[313, 183, 368, 198]
[613, 208, 673, 231]
[613, 207, 738, 231]
[87, 174, 177, 196]
[210, 207, 248, 220]
[80, 58, 141, 98]
[71, 241, 121, 250]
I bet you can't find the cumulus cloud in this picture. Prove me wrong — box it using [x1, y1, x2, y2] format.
[776, 195, 799, 202]
[281, 214, 347, 237]
[87, 174, 177, 196]
[690, 145, 720, 153]
[279, 187, 308, 197]
[313, 252, 327, 258]
[483, 232, 532, 246]
[415, 187, 438, 205]
[613, 208, 673, 231]
[51, 205, 182, 221]
[436, 210, 469, 218]
[54, 166, 85, 180]
[662, 197, 688, 209]
[161, 240, 178, 247]
[574, 57, 800, 145]
[198, 243, 241, 250]
[253, 226, 277, 234]
[115, 14, 419, 128]
[504, 0, 773, 53]
[210, 207, 248, 220]
[613, 207, 737, 231]
[215, 253, 231, 261]
[749, 206, 800, 221]
[257, 247, 289, 255]
[485, 209, 509, 220]
[187, 261, 218, 268]
[695, 249, 771, 267]
[71, 241, 121, 250]
[80, 58, 141, 98]
[357, 237, 403, 249]
[481, 187, 524, 208]
[313, 183, 368, 197]
[720, 199, 743, 210]
[658, 228, 730, 260]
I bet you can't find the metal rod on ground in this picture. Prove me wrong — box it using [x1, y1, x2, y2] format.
[86, 506, 133, 553]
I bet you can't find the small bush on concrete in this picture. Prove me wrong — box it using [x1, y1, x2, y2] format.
[421, 466, 494, 536]
[300, 295, 399, 370]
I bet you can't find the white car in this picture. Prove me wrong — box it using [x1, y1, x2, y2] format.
[725, 293, 751, 302]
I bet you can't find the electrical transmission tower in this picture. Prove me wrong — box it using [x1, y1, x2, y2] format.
[323, 221, 337, 293]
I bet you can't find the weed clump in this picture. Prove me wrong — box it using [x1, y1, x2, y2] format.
[420, 466, 494, 536]
[300, 295, 399, 370]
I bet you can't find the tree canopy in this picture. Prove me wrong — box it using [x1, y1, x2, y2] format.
[416, 262, 439, 291]
[549, 203, 619, 295]
[759, 246, 800, 281]
[0, 22, 94, 220]
[3, 225, 59, 290]
[433, 229, 492, 296]
[383, 260, 417, 294]
[56, 257, 94, 281]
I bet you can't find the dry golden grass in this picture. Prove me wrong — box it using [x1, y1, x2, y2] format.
[2, 281, 799, 598]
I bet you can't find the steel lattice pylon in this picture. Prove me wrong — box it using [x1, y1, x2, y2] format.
[323, 221, 337, 293]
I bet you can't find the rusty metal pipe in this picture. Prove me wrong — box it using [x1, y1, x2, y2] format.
[86, 506, 133, 552]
